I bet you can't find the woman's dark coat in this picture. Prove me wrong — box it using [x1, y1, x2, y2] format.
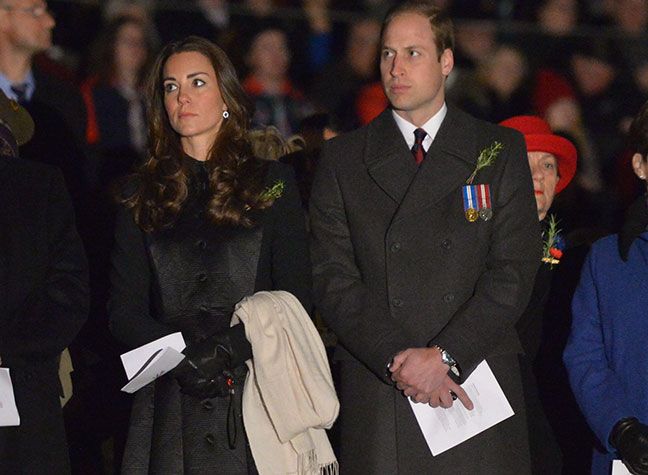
[109, 158, 311, 473]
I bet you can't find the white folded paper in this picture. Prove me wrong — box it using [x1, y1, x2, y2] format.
[612, 460, 632, 475]
[120, 332, 187, 394]
[0, 368, 20, 426]
[409, 360, 514, 456]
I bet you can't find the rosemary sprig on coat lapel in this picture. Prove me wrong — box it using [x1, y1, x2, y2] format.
[466, 141, 503, 185]
[260, 180, 285, 201]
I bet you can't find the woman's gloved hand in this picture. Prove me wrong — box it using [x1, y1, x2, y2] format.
[173, 324, 252, 399]
[611, 417, 648, 475]
[173, 356, 231, 399]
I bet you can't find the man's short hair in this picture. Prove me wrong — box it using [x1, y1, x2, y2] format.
[381, 1, 455, 59]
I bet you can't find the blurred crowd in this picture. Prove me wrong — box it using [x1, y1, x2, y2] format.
[37, 0, 648, 236]
[6, 0, 648, 472]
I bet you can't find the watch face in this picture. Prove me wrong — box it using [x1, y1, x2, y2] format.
[441, 351, 455, 366]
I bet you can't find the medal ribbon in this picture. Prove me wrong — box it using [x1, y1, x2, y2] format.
[463, 185, 478, 212]
[478, 184, 491, 210]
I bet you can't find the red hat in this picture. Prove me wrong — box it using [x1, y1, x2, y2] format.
[499, 115, 577, 194]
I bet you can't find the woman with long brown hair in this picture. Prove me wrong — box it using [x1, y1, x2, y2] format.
[108, 36, 311, 472]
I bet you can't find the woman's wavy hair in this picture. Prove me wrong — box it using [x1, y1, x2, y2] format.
[121, 36, 273, 231]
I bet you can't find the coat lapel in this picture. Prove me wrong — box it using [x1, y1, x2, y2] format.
[394, 106, 479, 222]
[364, 110, 418, 205]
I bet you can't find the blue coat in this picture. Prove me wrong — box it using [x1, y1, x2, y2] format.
[563, 231, 648, 474]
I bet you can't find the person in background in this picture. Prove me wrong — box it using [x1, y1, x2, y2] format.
[82, 15, 153, 186]
[564, 100, 648, 475]
[499, 115, 577, 355]
[450, 43, 531, 124]
[83, 16, 151, 171]
[500, 115, 578, 474]
[569, 38, 634, 190]
[0, 89, 89, 474]
[243, 25, 312, 137]
[109, 36, 311, 472]
[0, 0, 87, 205]
[310, 18, 381, 131]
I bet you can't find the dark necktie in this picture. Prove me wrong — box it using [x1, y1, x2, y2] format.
[411, 128, 427, 165]
[10, 83, 28, 104]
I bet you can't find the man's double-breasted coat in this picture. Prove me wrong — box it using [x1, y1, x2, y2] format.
[310, 106, 541, 474]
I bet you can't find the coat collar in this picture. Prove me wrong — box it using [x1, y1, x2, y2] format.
[364, 108, 418, 205]
[364, 106, 479, 220]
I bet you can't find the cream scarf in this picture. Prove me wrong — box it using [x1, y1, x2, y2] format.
[231, 291, 339, 475]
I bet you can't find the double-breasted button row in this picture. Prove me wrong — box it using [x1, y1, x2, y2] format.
[390, 240, 451, 252]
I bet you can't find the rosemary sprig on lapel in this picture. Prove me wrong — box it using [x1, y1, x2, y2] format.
[466, 141, 503, 185]
[541, 214, 563, 267]
[260, 180, 285, 201]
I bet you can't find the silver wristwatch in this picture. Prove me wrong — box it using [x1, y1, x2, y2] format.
[433, 345, 460, 377]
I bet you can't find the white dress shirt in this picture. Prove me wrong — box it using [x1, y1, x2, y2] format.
[392, 103, 447, 153]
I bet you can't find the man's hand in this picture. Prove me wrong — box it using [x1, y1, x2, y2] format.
[390, 347, 473, 410]
[390, 347, 448, 393]
[426, 375, 473, 410]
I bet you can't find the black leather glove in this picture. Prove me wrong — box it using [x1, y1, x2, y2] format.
[173, 357, 231, 399]
[174, 324, 252, 399]
[610, 417, 648, 475]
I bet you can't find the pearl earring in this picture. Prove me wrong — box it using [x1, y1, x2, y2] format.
[223, 110, 229, 119]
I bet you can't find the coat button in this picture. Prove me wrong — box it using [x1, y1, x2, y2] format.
[196, 239, 207, 249]
[197, 273, 208, 282]
[441, 239, 451, 249]
[205, 433, 215, 445]
[392, 298, 403, 308]
[390, 242, 401, 252]
[202, 400, 214, 411]
[443, 293, 454, 303]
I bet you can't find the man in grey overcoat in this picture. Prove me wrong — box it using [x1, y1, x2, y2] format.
[310, 2, 541, 473]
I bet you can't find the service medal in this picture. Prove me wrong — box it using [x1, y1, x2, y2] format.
[476, 184, 493, 221]
[479, 208, 493, 221]
[462, 185, 478, 222]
